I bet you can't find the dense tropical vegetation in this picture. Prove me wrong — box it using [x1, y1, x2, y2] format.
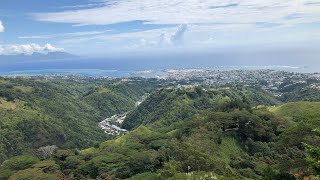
[122, 85, 278, 131]
[0, 77, 160, 163]
[0, 76, 319, 179]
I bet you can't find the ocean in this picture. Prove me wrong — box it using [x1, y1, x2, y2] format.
[0, 49, 319, 76]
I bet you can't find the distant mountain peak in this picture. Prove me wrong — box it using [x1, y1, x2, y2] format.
[0, 51, 78, 62]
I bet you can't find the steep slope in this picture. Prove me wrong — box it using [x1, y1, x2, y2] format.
[83, 78, 162, 118]
[1, 77, 320, 179]
[122, 86, 278, 130]
[2, 86, 320, 179]
[1, 109, 288, 179]
[278, 80, 320, 102]
[269, 102, 320, 177]
[0, 77, 159, 163]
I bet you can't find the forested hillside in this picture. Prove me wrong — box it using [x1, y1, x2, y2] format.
[3, 102, 319, 179]
[1, 77, 320, 179]
[278, 80, 320, 102]
[0, 77, 160, 163]
[122, 86, 278, 130]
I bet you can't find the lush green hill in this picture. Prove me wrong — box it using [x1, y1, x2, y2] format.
[83, 78, 161, 118]
[270, 102, 320, 178]
[2, 108, 297, 179]
[0, 77, 159, 163]
[122, 86, 278, 130]
[271, 102, 320, 118]
[1, 78, 320, 179]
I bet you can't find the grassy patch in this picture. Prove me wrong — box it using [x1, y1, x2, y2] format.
[97, 87, 111, 94]
[218, 136, 244, 164]
[80, 147, 99, 155]
[14, 86, 33, 93]
[0, 79, 8, 84]
[0, 98, 18, 110]
[271, 102, 320, 117]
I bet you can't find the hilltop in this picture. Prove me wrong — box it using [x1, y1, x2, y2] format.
[271, 102, 320, 118]
[122, 86, 278, 130]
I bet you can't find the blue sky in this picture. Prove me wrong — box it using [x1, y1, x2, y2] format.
[0, 0, 319, 56]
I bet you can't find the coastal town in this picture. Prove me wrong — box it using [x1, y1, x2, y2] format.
[1, 69, 320, 99]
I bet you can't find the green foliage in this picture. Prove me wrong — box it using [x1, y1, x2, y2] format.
[1, 77, 319, 179]
[271, 102, 320, 118]
[2, 102, 317, 179]
[1, 155, 39, 171]
[8, 160, 61, 180]
[0, 77, 160, 162]
[0, 155, 39, 179]
[123, 86, 277, 130]
[167, 172, 226, 180]
[271, 103, 320, 177]
[305, 144, 320, 174]
[14, 108, 287, 179]
[125, 172, 160, 180]
[280, 83, 320, 102]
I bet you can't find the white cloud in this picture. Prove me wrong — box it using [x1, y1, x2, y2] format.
[58, 26, 182, 49]
[19, 35, 53, 39]
[29, 0, 320, 52]
[0, 43, 64, 55]
[19, 30, 111, 39]
[170, 24, 188, 46]
[59, 27, 174, 44]
[0, 21, 4, 32]
[33, 0, 320, 27]
[57, 23, 254, 49]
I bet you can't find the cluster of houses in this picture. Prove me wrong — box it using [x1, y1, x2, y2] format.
[98, 113, 128, 136]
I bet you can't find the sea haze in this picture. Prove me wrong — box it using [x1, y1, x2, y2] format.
[0, 48, 319, 75]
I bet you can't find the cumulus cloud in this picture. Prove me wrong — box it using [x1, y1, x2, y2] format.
[0, 21, 4, 32]
[33, 0, 320, 27]
[170, 24, 188, 46]
[0, 43, 64, 55]
[158, 33, 165, 47]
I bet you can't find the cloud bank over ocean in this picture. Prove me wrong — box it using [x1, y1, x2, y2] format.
[0, 43, 64, 55]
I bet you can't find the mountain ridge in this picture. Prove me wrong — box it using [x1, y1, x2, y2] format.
[0, 51, 77, 62]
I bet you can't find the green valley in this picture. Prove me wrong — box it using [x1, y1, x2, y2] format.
[0, 77, 160, 163]
[0, 71, 320, 179]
